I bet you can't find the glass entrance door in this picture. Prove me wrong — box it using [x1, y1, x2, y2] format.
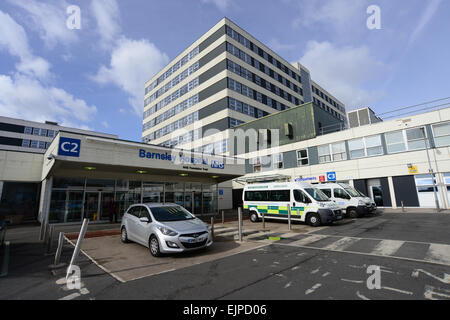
[84, 192, 100, 221]
[370, 186, 384, 207]
[100, 192, 116, 222]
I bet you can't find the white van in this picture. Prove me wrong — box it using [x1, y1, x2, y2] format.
[243, 182, 343, 227]
[316, 183, 376, 218]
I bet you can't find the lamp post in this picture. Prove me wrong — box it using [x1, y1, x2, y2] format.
[420, 127, 440, 212]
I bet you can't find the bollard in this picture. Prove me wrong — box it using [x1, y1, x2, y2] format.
[222, 210, 225, 225]
[46, 225, 55, 254]
[401, 201, 405, 212]
[262, 211, 265, 229]
[49, 232, 66, 270]
[210, 216, 215, 240]
[66, 219, 89, 279]
[287, 204, 291, 231]
[238, 207, 243, 242]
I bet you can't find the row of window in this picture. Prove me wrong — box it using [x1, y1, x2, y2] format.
[147, 61, 199, 104]
[22, 139, 50, 149]
[227, 59, 301, 106]
[252, 154, 283, 172]
[200, 139, 228, 155]
[226, 26, 302, 86]
[312, 85, 344, 113]
[228, 97, 268, 119]
[229, 117, 244, 128]
[313, 97, 346, 121]
[244, 189, 314, 204]
[24, 127, 56, 138]
[228, 78, 293, 112]
[157, 129, 201, 148]
[144, 77, 199, 115]
[226, 42, 303, 97]
[143, 94, 199, 132]
[296, 122, 450, 166]
[145, 46, 200, 95]
[144, 111, 199, 142]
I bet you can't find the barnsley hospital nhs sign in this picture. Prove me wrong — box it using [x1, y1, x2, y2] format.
[138, 149, 225, 170]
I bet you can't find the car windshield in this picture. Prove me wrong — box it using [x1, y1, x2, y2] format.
[356, 189, 367, 197]
[150, 206, 195, 222]
[344, 187, 360, 197]
[304, 188, 330, 202]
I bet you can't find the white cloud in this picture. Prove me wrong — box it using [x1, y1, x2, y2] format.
[408, 0, 442, 46]
[7, 0, 77, 48]
[101, 121, 109, 128]
[267, 38, 295, 52]
[0, 74, 97, 125]
[0, 10, 51, 80]
[90, 0, 121, 48]
[91, 38, 169, 115]
[300, 41, 384, 109]
[200, 0, 231, 12]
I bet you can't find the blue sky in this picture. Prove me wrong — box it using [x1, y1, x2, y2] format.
[0, 0, 449, 141]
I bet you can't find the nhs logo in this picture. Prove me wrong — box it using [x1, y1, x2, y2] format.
[58, 137, 81, 157]
[211, 160, 224, 169]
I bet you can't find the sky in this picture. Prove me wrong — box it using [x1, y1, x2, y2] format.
[0, 0, 449, 141]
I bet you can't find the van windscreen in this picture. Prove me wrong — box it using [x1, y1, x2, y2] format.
[304, 188, 330, 201]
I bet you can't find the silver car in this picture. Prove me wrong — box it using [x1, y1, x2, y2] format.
[120, 203, 212, 257]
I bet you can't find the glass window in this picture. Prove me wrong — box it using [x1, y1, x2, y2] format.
[318, 145, 331, 163]
[244, 190, 269, 201]
[334, 188, 350, 200]
[30, 140, 38, 148]
[406, 127, 427, 150]
[24, 127, 33, 135]
[33, 128, 40, 135]
[432, 122, 450, 147]
[269, 190, 290, 202]
[331, 142, 347, 161]
[273, 153, 283, 169]
[22, 139, 30, 147]
[297, 149, 308, 166]
[40, 129, 47, 137]
[348, 138, 365, 159]
[365, 135, 383, 156]
[38, 141, 46, 149]
[321, 189, 332, 198]
[385, 131, 406, 153]
[294, 190, 311, 203]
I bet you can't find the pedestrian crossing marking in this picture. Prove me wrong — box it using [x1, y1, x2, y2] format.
[371, 240, 404, 256]
[322, 237, 360, 251]
[289, 235, 328, 246]
[424, 244, 450, 265]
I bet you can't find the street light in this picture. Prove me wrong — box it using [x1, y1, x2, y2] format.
[420, 127, 440, 212]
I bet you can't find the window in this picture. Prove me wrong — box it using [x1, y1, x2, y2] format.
[297, 149, 309, 166]
[30, 140, 38, 148]
[365, 135, 383, 156]
[269, 190, 290, 202]
[127, 206, 141, 217]
[38, 141, 46, 149]
[406, 127, 427, 150]
[385, 131, 406, 153]
[433, 122, 450, 147]
[334, 188, 350, 200]
[321, 189, 332, 198]
[33, 128, 40, 135]
[273, 154, 283, 169]
[331, 142, 347, 161]
[294, 190, 311, 203]
[24, 127, 32, 135]
[22, 139, 30, 147]
[40, 129, 47, 137]
[348, 138, 365, 159]
[318, 145, 331, 163]
[244, 190, 269, 201]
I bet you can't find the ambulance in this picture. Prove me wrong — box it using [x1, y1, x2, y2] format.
[242, 182, 343, 227]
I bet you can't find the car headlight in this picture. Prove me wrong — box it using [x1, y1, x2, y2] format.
[157, 226, 178, 236]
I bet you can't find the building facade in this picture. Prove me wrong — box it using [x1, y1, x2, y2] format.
[231, 107, 450, 210]
[142, 18, 346, 156]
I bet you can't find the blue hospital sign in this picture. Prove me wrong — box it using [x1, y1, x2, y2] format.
[326, 171, 337, 181]
[58, 137, 81, 157]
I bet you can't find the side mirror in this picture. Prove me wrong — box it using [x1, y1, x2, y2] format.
[139, 217, 150, 223]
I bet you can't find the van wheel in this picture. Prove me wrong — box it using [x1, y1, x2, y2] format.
[347, 208, 358, 219]
[121, 227, 130, 243]
[149, 235, 162, 257]
[307, 213, 321, 227]
[250, 212, 259, 222]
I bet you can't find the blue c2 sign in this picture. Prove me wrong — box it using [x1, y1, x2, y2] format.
[326, 171, 337, 181]
[58, 137, 81, 157]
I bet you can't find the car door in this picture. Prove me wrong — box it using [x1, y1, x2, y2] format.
[333, 188, 351, 209]
[126, 206, 141, 242]
[293, 189, 312, 221]
[135, 206, 152, 245]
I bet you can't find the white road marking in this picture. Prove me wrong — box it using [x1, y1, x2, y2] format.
[411, 269, 450, 284]
[305, 283, 322, 295]
[424, 285, 450, 300]
[356, 291, 370, 300]
[284, 282, 292, 288]
[291, 266, 299, 271]
[290, 235, 327, 246]
[424, 244, 450, 265]
[80, 288, 89, 295]
[322, 272, 330, 277]
[311, 268, 320, 274]
[381, 286, 413, 295]
[323, 237, 360, 251]
[59, 292, 81, 300]
[341, 278, 364, 284]
[370, 240, 404, 256]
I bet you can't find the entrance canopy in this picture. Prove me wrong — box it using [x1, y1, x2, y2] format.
[43, 131, 245, 184]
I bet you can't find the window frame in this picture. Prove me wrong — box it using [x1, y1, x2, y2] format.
[297, 149, 309, 167]
[432, 122, 450, 148]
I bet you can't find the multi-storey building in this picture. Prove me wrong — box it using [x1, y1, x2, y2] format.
[142, 18, 346, 156]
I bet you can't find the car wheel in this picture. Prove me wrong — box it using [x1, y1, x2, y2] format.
[347, 208, 358, 219]
[121, 227, 130, 243]
[307, 213, 321, 227]
[149, 235, 162, 257]
[250, 212, 259, 223]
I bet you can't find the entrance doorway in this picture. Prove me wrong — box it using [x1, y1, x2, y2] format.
[83, 191, 117, 222]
